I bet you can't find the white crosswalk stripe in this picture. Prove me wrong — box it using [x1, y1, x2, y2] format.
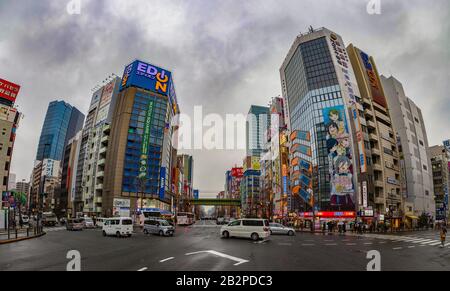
[345, 232, 448, 249]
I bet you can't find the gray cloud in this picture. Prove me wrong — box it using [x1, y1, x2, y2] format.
[0, 0, 448, 197]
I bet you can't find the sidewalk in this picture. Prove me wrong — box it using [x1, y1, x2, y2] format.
[0, 227, 45, 244]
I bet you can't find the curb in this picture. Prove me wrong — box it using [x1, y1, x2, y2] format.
[0, 232, 46, 245]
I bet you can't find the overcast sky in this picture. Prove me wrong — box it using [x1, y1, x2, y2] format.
[1, 0, 449, 197]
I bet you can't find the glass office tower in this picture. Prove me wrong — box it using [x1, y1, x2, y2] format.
[280, 28, 366, 217]
[36, 100, 85, 161]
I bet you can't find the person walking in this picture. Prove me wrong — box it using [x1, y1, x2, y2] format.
[440, 225, 447, 248]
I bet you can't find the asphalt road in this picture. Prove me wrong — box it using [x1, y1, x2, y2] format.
[0, 220, 449, 271]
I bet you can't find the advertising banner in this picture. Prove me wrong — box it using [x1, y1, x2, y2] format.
[0, 78, 20, 103]
[120, 60, 172, 96]
[139, 101, 154, 177]
[358, 50, 388, 108]
[323, 105, 355, 211]
[231, 167, 243, 178]
[159, 167, 166, 200]
[193, 189, 199, 200]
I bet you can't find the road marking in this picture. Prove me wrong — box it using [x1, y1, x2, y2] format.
[427, 241, 442, 246]
[346, 243, 356, 246]
[325, 243, 337, 246]
[278, 243, 292, 246]
[407, 246, 415, 248]
[363, 242, 373, 245]
[301, 243, 315, 246]
[393, 247, 403, 250]
[137, 267, 148, 271]
[159, 257, 174, 263]
[185, 250, 249, 266]
[378, 241, 386, 244]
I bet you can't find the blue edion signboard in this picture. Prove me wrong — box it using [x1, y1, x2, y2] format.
[120, 60, 172, 96]
[194, 190, 199, 200]
[159, 167, 166, 200]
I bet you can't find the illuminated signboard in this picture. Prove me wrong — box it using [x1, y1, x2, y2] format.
[120, 60, 172, 96]
[0, 78, 20, 103]
[231, 167, 243, 178]
[159, 167, 166, 199]
[316, 211, 356, 218]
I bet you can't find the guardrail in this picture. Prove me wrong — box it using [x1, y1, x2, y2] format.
[0, 226, 45, 243]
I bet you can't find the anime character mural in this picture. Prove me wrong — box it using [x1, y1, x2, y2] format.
[323, 106, 355, 210]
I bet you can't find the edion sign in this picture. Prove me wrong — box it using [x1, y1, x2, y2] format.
[120, 60, 172, 96]
[0, 78, 20, 103]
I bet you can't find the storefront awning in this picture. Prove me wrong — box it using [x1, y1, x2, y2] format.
[406, 215, 419, 220]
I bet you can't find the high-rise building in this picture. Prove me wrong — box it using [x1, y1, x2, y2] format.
[280, 27, 367, 223]
[103, 60, 179, 217]
[78, 76, 121, 216]
[241, 156, 261, 217]
[35, 100, 85, 162]
[225, 168, 242, 218]
[427, 145, 449, 222]
[0, 77, 22, 194]
[173, 154, 194, 213]
[347, 44, 403, 225]
[15, 180, 30, 201]
[58, 130, 83, 217]
[29, 159, 61, 213]
[381, 75, 435, 221]
[246, 105, 270, 157]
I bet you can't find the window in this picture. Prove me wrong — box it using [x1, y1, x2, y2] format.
[243, 220, 264, 226]
[423, 165, 427, 171]
[229, 220, 241, 227]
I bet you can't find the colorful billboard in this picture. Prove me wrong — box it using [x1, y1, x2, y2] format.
[159, 167, 166, 199]
[231, 167, 243, 178]
[323, 105, 355, 210]
[120, 60, 172, 96]
[193, 189, 199, 200]
[0, 78, 20, 103]
[358, 50, 388, 108]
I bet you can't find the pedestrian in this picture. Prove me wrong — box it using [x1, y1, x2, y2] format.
[440, 225, 447, 248]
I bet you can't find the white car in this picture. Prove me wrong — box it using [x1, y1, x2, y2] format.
[102, 217, 133, 237]
[220, 218, 270, 241]
[82, 217, 95, 229]
[269, 223, 295, 236]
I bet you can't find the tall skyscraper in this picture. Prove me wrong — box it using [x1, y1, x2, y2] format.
[35, 100, 85, 162]
[347, 44, 402, 225]
[103, 60, 179, 217]
[381, 75, 435, 220]
[280, 27, 366, 222]
[0, 77, 22, 194]
[79, 76, 121, 216]
[246, 105, 270, 157]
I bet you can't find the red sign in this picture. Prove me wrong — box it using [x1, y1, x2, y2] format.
[231, 167, 243, 178]
[316, 211, 356, 218]
[0, 78, 20, 103]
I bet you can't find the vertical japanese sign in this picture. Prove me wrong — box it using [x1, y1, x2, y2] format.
[139, 101, 154, 177]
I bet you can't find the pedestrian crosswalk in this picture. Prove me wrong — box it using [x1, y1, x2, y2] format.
[43, 226, 66, 232]
[352, 233, 448, 249]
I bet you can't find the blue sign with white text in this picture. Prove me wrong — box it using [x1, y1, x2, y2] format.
[120, 60, 172, 96]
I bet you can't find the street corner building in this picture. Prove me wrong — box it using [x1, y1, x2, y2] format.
[102, 60, 180, 218]
[279, 27, 369, 224]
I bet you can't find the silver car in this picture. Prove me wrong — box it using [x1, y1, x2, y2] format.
[269, 223, 295, 236]
[143, 219, 175, 236]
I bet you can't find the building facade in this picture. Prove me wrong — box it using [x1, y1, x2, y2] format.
[0, 77, 22, 194]
[246, 105, 270, 157]
[280, 27, 366, 225]
[347, 44, 402, 226]
[381, 75, 435, 221]
[35, 100, 84, 162]
[428, 145, 449, 222]
[103, 60, 179, 217]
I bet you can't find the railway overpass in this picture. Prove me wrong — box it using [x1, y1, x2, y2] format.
[189, 198, 241, 206]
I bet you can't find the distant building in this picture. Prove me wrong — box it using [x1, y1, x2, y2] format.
[15, 180, 30, 197]
[381, 75, 435, 220]
[246, 105, 270, 157]
[427, 145, 449, 222]
[8, 173, 16, 191]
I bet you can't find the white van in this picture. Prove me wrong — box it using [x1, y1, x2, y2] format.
[95, 217, 107, 228]
[102, 217, 133, 237]
[220, 218, 270, 241]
